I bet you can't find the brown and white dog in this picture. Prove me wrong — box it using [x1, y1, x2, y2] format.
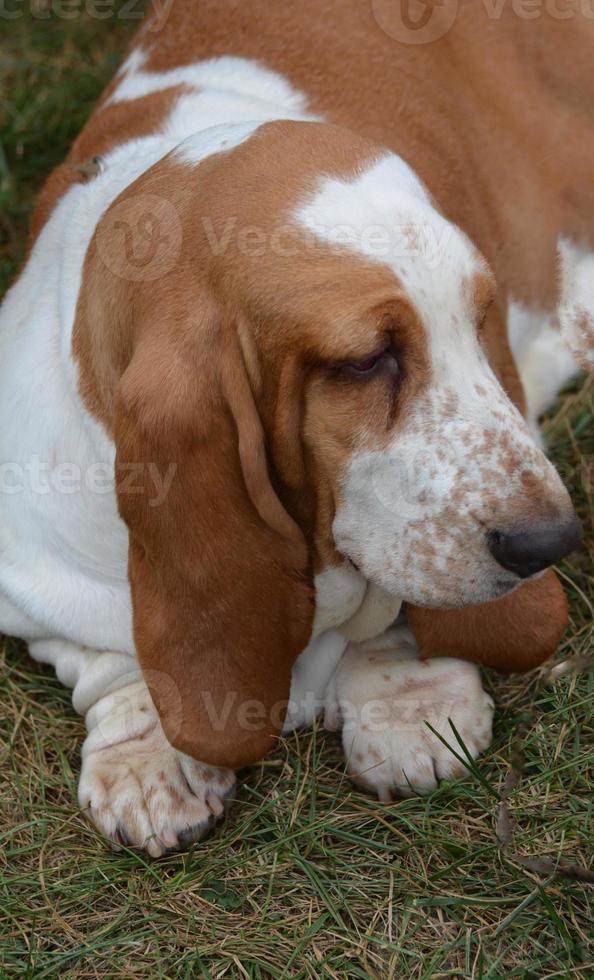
[1, 0, 591, 855]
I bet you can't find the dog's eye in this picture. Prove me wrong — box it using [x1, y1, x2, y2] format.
[349, 353, 385, 374]
[339, 347, 397, 380]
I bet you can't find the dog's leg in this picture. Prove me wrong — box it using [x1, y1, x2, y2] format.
[283, 630, 348, 732]
[28, 639, 236, 855]
[323, 625, 494, 801]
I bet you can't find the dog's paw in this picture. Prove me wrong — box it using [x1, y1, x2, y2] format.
[325, 626, 494, 801]
[78, 685, 235, 856]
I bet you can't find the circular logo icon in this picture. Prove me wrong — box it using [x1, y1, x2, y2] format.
[366, 445, 454, 522]
[372, 0, 459, 45]
[96, 193, 183, 282]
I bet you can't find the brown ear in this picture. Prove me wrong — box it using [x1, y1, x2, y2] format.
[406, 569, 568, 674]
[115, 306, 313, 769]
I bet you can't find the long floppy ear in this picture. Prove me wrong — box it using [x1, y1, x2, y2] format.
[114, 302, 313, 768]
[406, 569, 568, 674]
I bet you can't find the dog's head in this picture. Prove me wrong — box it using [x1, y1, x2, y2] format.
[77, 120, 579, 765]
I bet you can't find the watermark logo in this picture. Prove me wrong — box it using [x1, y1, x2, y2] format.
[372, 0, 459, 44]
[371, 0, 594, 45]
[96, 193, 183, 282]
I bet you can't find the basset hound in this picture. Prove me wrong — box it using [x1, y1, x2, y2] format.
[1, 0, 591, 856]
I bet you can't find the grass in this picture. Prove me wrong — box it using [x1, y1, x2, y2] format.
[0, 7, 593, 978]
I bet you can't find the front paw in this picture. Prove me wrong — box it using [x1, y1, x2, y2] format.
[325, 628, 494, 801]
[78, 688, 235, 856]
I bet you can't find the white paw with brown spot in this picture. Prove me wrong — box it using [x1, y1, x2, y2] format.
[324, 625, 494, 801]
[78, 701, 235, 856]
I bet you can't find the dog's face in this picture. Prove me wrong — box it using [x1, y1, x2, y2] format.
[293, 157, 578, 606]
[194, 125, 578, 608]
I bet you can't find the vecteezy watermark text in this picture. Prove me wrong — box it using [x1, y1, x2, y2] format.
[0, 0, 174, 25]
[372, 0, 594, 46]
[200, 215, 455, 269]
[0, 457, 177, 507]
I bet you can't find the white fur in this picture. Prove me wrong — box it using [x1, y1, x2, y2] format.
[312, 564, 368, 634]
[507, 299, 580, 436]
[109, 50, 317, 122]
[174, 121, 266, 164]
[284, 630, 348, 731]
[338, 581, 403, 642]
[312, 563, 401, 640]
[557, 237, 594, 371]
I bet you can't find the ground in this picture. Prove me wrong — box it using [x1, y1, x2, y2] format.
[0, 5, 592, 978]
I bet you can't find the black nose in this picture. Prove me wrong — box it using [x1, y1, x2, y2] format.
[487, 514, 582, 578]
